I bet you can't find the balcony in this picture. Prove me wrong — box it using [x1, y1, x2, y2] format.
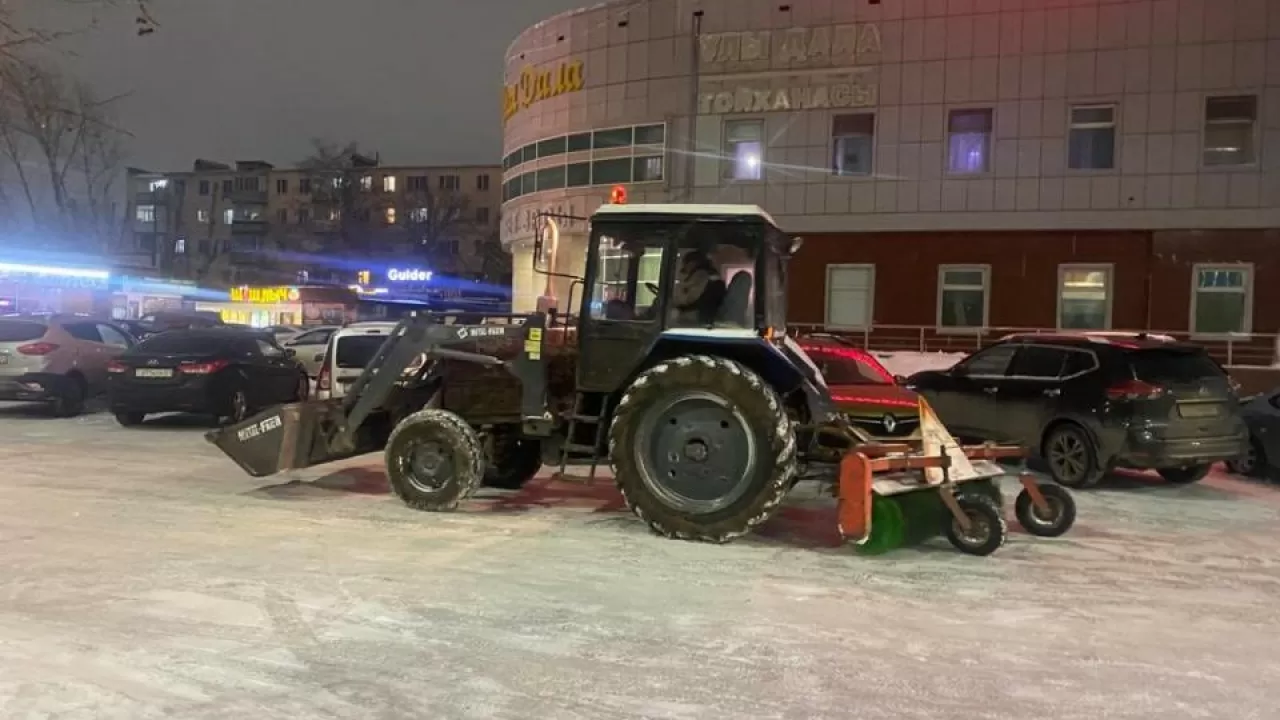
[228, 189, 268, 204]
[135, 189, 170, 205]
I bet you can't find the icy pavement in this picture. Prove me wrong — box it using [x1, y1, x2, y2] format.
[1, 403, 1279, 720]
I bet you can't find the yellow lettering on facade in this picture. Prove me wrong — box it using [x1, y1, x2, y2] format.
[699, 24, 881, 69]
[503, 59, 585, 123]
[697, 74, 879, 115]
[230, 286, 299, 304]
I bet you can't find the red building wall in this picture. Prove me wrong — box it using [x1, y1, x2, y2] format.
[790, 229, 1279, 334]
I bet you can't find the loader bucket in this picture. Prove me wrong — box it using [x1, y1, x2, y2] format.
[205, 399, 356, 477]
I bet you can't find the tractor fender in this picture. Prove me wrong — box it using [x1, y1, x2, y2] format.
[632, 331, 833, 421]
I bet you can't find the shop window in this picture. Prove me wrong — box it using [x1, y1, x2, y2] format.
[825, 264, 874, 329]
[1203, 95, 1257, 167]
[1191, 264, 1252, 335]
[937, 265, 989, 330]
[593, 127, 633, 149]
[566, 132, 592, 152]
[632, 156, 664, 182]
[591, 158, 631, 185]
[566, 162, 591, 187]
[536, 136, 567, 158]
[724, 119, 765, 180]
[832, 113, 875, 176]
[634, 124, 666, 145]
[1057, 264, 1112, 330]
[536, 165, 567, 191]
[947, 108, 993, 175]
[135, 204, 155, 222]
[1067, 105, 1116, 170]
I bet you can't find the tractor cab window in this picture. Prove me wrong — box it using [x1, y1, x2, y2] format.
[588, 232, 665, 322]
[669, 224, 761, 329]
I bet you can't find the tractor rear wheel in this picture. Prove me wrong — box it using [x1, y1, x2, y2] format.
[385, 409, 484, 511]
[609, 355, 797, 543]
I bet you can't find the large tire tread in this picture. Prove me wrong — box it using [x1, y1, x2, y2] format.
[385, 409, 483, 511]
[608, 354, 796, 544]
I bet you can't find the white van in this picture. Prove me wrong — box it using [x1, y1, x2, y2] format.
[315, 322, 427, 400]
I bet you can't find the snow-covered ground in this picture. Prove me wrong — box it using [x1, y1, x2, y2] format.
[2, 402, 1280, 718]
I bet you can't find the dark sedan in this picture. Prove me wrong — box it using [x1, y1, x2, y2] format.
[1225, 388, 1280, 481]
[107, 328, 309, 426]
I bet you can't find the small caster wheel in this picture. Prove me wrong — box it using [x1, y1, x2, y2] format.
[1015, 483, 1077, 538]
[945, 493, 1007, 557]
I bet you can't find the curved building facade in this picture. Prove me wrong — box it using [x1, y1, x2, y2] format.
[503, 0, 1280, 347]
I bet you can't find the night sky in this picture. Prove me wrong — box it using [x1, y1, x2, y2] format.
[35, 0, 585, 171]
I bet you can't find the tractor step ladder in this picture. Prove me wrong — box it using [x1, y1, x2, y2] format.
[556, 392, 610, 484]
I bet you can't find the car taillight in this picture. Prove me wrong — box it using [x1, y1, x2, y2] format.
[1106, 379, 1165, 401]
[178, 359, 230, 375]
[16, 342, 58, 356]
[317, 355, 332, 391]
[106, 360, 128, 374]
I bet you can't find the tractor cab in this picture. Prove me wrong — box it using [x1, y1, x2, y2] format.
[534, 203, 800, 393]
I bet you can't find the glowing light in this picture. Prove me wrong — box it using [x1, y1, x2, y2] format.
[610, 185, 627, 204]
[800, 343, 896, 384]
[0, 262, 109, 280]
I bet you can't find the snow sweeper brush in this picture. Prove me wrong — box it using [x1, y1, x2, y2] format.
[835, 397, 1078, 557]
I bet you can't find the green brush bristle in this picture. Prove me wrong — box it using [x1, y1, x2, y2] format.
[855, 491, 948, 555]
[855, 494, 906, 555]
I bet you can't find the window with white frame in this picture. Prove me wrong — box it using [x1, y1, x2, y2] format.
[947, 108, 993, 174]
[1191, 264, 1252, 335]
[831, 113, 875, 176]
[382, 175, 397, 192]
[826, 264, 874, 329]
[359, 175, 373, 191]
[1057, 265, 1112, 330]
[1203, 95, 1257, 167]
[724, 119, 764, 180]
[937, 265, 989, 329]
[196, 209, 210, 223]
[135, 204, 155, 222]
[223, 208, 235, 225]
[1067, 105, 1116, 170]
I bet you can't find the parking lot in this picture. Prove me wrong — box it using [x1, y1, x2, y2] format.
[1, 403, 1279, 719]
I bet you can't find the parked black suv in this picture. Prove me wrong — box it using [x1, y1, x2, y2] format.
[907, 332, 1249, 488]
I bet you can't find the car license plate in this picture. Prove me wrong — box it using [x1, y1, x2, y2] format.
[1177, 402, 1218, 419]
[134, 368, 173, 378]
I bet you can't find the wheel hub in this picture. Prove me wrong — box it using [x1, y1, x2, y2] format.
[406, 440, 451, 492]
[635, 391, 758, 514]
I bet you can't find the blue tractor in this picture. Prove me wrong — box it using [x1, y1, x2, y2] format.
[208, 202, 1073, 554]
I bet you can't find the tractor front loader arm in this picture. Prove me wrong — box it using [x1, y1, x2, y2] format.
[206, 312, 551, 478]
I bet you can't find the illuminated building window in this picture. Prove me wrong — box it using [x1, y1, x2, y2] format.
[723, 119, 764, 180]
[197, 209, 210, 223]
[384, 207, 397, 224]
[135, 204, 156, 222]
[359, 175, 372, 191]
[947, 108, 993, 175]
[382, 175, 397, 192]
[1057, 264, 1112, 330]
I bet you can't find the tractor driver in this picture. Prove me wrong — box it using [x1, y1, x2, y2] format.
[670, 249, 727, 325]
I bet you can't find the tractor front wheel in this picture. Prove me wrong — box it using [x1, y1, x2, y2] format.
[1014, 483, 1076, 538]
[944, 494, 1007, 556]
[385, 409, 484, 511]
[609, 355, 797, 543]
